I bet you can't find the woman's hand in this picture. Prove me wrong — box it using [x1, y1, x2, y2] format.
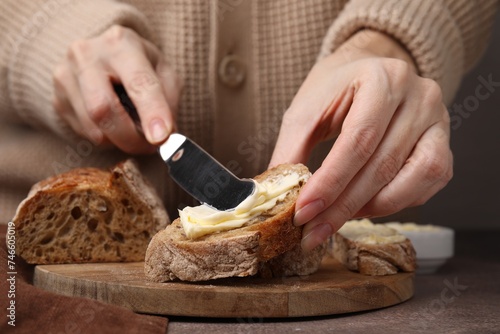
[52, 25, 181, 154]
[270, 30, 453, 251]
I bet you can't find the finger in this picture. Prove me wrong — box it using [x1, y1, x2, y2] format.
[408, 149, 453, 207]
[310, 79, 446, 224]
[270, 105, 323, 167]
[356, 119, 452, 217]
[301, 223, 332, 252]
[269, 79, 354, 168]
[299, 105, 442, 251]
[111, 39, 175, 145]
[294, 78, 403, 226]
[300, 87, 448, 251]
[77, 65, 154, 154]
[53, 64, 104, 144]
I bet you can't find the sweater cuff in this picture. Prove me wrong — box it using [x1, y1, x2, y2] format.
[318, 0, 465, 104]
[6, 1, 154, 139]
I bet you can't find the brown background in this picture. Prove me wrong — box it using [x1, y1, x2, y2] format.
[421, 10, 500, 230]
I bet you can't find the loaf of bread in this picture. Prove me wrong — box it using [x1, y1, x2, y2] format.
[331, 219, 416, 275]
[13, 159, 168, 264]
[144, 163, 324, 282]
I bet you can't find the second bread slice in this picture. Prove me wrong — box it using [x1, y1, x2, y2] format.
[332, 219, 417, 275]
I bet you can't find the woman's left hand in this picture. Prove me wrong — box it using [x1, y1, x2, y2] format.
[270, 30, 453, 251]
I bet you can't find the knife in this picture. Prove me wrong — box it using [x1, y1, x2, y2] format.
[113, 84, 255, 211]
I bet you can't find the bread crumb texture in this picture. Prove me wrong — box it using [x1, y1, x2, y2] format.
[13, 160, 168, 264]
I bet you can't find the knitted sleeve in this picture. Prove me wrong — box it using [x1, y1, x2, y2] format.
[319, 0, 498, 104]
[0, 0, 154, 139]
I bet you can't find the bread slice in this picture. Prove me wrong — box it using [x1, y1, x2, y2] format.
[13, 159, 168, 264]
[144, 163, 313, 282]
[331, 219, 416, 275]
[258, 242, 327, 278]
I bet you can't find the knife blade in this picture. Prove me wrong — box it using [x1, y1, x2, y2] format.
[113, 84, 255, 211]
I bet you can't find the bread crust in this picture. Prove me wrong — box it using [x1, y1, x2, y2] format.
[332, 232, 417, 275]
[145, 221, 261, 281]
[144, 163, 316, 282]
[14, 159, 168, 264]
[259, 242, 327, 278]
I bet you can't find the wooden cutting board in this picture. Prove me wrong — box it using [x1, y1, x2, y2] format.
[34, 257, 414, 318]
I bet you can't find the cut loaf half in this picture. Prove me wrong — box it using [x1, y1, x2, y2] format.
[144, 163, 321, 282]
[13, 159, 168, 264]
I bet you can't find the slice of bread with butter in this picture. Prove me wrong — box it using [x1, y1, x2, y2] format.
[144, 163, 327, 282]
[331, 219, 417, 275]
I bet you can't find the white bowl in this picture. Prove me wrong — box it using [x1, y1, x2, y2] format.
[385, 223, 454, 274]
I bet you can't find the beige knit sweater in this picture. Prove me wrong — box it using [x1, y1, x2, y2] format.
[0, 0, 497, 222]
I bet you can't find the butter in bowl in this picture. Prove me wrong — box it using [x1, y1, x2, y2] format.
[384, 222, 454, 274]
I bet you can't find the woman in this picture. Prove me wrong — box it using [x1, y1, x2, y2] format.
[0, 0, 497, 252]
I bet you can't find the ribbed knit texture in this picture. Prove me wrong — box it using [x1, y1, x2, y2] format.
[0, 0, 497, 221]
[251, 0, 349, 169]
[319, 0, 498, 104]
[0, 0, 154, 138]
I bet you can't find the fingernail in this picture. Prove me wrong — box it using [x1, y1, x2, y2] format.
[301, 223, 332, 252]
[88, 129, 103, 145]
[294, 199, 324, 226]
[149, 119, 168, 143]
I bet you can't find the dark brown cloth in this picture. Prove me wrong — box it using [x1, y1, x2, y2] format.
[0, 224, 168, 333]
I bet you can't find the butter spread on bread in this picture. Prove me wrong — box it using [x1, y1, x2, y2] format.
[337, 219, 406, 245]
[331, 219, 416, 275]
[144, 163, 323, 282]
[385, 222, 441, 232]
[179, 171, 309, 239]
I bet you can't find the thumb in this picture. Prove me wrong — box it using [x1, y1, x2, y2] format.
[269, 110, 314, 168]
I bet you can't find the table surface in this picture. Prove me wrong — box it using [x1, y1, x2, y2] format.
[166, 231, 500, 334]
[5, 225, 499, 334]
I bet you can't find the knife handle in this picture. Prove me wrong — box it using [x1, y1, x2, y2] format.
[112, 83, 144, 134]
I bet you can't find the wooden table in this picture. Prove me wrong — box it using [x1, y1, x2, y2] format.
[4, 226, 499, 333]
[165, 230, 500, 333]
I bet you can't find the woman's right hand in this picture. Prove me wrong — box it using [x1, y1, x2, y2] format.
[52, 25, 181, 154]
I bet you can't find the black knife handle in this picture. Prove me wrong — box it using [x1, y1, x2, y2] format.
[113, 83, 143, 134]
